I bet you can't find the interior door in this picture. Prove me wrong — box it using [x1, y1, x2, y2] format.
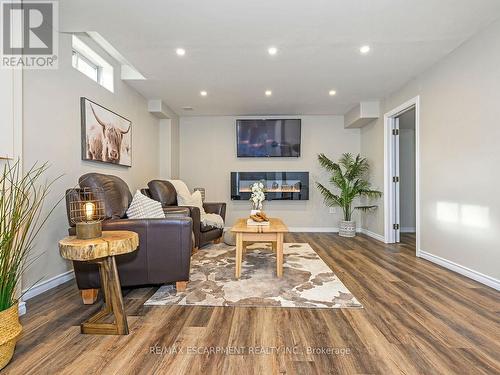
[393, 117, 401, 242]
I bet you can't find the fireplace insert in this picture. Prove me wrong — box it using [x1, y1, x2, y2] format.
[231, 172, 309, 201]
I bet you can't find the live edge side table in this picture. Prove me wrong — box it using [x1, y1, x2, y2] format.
[59, 230, 139, 335]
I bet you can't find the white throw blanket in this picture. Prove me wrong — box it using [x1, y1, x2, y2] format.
[201, 213, 224, 229]
[168, 180, 224, 229]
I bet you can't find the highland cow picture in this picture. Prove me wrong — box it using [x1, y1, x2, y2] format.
[81, 98, 132, 167]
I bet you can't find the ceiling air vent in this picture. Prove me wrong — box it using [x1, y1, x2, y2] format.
[182, 106, 194, 111]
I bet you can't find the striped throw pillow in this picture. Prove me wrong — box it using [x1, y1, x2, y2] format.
[126, 190, 165, 219]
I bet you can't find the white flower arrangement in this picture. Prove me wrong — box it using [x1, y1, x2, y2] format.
[250, 181, 266, 210]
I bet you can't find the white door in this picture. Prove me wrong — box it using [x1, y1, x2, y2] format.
[393, 117, 401, 242]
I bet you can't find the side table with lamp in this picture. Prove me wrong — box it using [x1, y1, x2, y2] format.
[59, 188, 139, 335]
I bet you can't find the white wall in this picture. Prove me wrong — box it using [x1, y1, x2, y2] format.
[361, 19, 500, 284]
[21, 33, 162, 289]
[0, 70, 14, 159]
[179, 115, 361, 229]
[158, 103, 180, 180]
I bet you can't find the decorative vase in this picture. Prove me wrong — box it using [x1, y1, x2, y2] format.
[0, 302, 22, 370]
[339, 220, 356, 237]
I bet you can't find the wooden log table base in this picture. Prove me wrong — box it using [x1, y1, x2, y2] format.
[59, 231, 139, 335]
[81, 256, 128, 335]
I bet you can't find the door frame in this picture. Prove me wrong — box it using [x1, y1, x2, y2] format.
[383, 96, 420, 255]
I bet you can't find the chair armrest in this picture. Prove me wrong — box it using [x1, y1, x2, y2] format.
[203, 202, 226, 220]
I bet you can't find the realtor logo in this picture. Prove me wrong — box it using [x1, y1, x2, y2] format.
[1, 0, 58, 68]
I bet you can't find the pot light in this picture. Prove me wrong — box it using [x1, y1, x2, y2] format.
[268, 46, 278, 56]
[360, 45, 371, 54]
[329, 90, 337, 96]
[176, 48, 186, 56]
[200, 90, 208, 96]
[265, 90, 272, 96]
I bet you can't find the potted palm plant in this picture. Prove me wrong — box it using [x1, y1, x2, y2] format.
[0, 161, 59, 369]
[316, 153, 382, 237]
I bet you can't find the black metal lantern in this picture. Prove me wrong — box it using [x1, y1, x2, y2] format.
[68, 187, 106, 239]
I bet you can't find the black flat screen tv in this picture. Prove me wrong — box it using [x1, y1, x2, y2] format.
[236, 119, 301, 157]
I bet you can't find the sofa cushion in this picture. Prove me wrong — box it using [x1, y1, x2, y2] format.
[126, 190, 165, 219]
[79, 173, 132, 219]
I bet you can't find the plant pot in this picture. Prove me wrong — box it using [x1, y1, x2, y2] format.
[339, 220, 356, 237]
[0, 302, 22, 370]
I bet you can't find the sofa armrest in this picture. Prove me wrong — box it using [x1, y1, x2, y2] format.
[182, 206, 201, 248]
[203, 202, 226, 220]
[162, 206, 190, 218]
[102, 217, 193, 283]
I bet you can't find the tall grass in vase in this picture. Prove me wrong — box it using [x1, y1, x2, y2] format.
[0, 161, 59, 369]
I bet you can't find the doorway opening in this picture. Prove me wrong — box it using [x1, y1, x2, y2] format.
[384, 97, 420, 254]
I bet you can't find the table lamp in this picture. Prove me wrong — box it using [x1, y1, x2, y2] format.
[68, 187, 105, 239]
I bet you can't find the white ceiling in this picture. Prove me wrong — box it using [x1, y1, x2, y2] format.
[61, 0, 500, 116]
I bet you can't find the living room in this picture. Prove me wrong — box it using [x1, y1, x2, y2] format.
[0, 1, 499, 374]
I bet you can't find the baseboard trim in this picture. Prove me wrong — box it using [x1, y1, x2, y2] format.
[226, 226, 383, 235]
[288, 227, 338, 232]
[419, 250, 500, 291]
[225, 226, 342, 233]
[22, 269, 75, 302]
[359, 228, 385, 242]
[18, 301, 26, 316]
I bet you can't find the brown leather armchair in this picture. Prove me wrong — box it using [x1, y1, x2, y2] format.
[66, 173, 193, 304]
[143, 180, 226, 249]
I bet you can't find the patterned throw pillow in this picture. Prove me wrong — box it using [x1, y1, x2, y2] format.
[126, 190, 165, 219]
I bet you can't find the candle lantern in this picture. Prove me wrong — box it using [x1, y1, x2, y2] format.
[68, 187, 106, 239]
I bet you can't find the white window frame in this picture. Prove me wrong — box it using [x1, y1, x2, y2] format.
[72, 49, 101, 83]
[71, 35, 114, 92]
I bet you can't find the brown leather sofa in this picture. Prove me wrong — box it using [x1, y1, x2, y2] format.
[66, 173, 193, 304]
[143, 180, 226, 249]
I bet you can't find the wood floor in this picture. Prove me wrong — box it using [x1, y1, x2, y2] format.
[4, 233, 500, 374]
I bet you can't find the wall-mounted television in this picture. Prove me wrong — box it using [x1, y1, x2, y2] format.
[236, 119, 301, 157]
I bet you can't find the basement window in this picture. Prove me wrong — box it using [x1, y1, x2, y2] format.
[72, 35, 114, 92]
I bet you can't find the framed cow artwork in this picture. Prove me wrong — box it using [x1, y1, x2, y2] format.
[80, 97, 132, 167]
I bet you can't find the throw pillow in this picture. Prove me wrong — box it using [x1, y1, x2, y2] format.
[176, 189, 206, 215]
[126, 190, 165, 219]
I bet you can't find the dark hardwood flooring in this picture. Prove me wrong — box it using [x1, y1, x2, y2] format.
[4, 233, 499, 374]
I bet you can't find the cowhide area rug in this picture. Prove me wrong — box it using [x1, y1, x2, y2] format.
[144, 243, 362, 309]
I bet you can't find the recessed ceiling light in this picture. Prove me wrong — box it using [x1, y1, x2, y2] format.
[176, 48, 186, 56]
[360, 45, 371, 54]
[329, 90, 337, 96]
[265, 90, 272, 96]
[268, 46, 278, 56]
[200, 90, 208, 97]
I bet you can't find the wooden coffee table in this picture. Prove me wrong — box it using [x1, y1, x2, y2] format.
[231, 218, 288, 279]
